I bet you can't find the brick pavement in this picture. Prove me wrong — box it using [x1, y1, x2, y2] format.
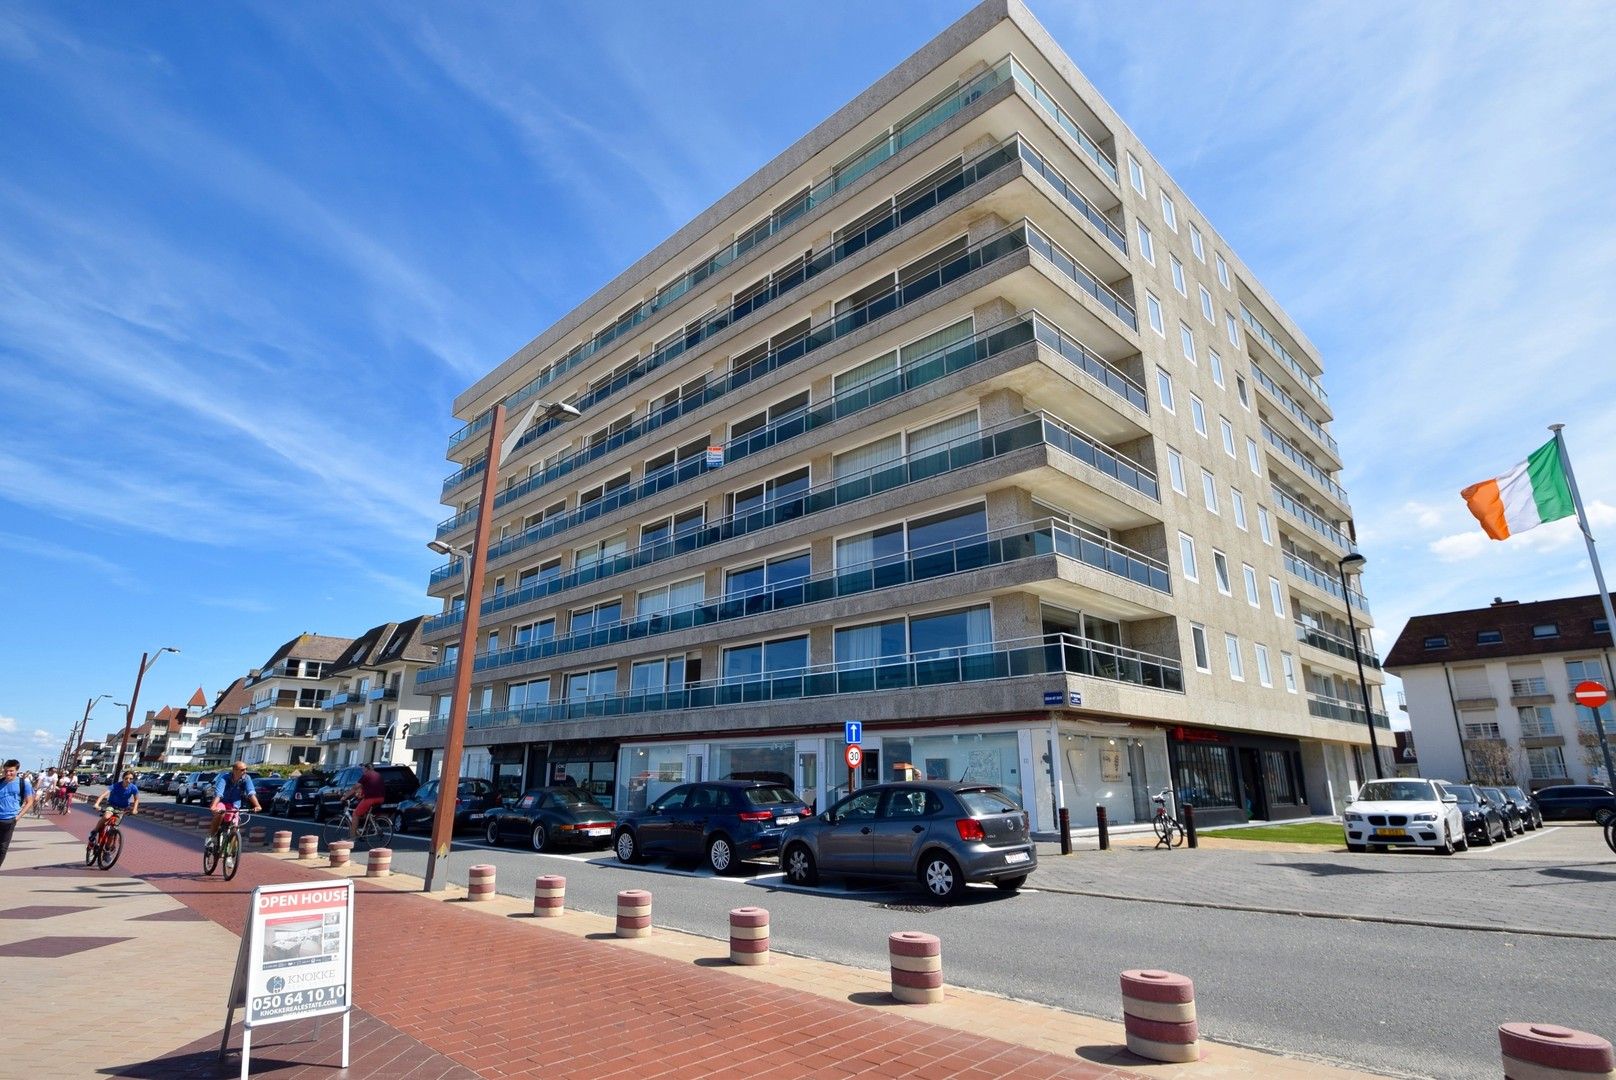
[13, 806, 1383, 1079]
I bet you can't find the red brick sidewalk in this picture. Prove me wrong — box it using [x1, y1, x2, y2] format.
[53, 808, 1127, 1079]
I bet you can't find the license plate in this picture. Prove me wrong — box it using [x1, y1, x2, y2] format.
[584, 828, 610, 837]
[1004, 851, 1031, 865]
[775, 815, 799, 826]
[1376, 828, 1407, 838]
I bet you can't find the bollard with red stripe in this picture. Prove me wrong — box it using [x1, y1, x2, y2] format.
[616, 889, 652, 938]
[1500, 1023, 1615, 1080]
[297, 834, 319, 860]
[271, 830, 292, 853]
[888, 931, 943, 1005]
[467, 864, 496, 901]
[533, 875, 566, 918]
[1121, 969, 1200, 1063]
[248, 826, 267, 846]
[328, 841, 353, 868]
[366, 847, 392, 877]
[729, 907, 769, 966]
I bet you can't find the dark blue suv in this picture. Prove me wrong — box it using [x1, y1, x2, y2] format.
[613, 780, 809, 874]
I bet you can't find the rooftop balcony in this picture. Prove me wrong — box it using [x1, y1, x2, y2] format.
[415, 631, 1181, 738]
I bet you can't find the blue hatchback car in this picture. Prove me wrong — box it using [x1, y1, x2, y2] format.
[613, 780, 810, 874]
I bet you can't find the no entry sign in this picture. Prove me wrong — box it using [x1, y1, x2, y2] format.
[1573, 681, 1609, 709]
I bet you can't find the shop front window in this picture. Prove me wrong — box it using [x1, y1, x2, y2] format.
[882, 731, 1023, 807]
[1174, 742, 1238, 809]
[618, 744, 688, 812]
[712, 741, 796, 790]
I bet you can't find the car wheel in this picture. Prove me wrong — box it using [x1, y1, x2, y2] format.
[1456, 831, 1470, 852]
[530, 824, 548, 853]
[782, 843, 818, 886]
[1438, 826, 1456, 856]
[1478, 823, 1493, 846]
[994, 874, 1027, 893]
[1346, 842, 1366, 854]
[706, 835, 735, 875]
[920, 852, 965, 902]
[1595, 807, 1615, 827]
[615, 829, 641, 864]
[484, 819, 500, 846]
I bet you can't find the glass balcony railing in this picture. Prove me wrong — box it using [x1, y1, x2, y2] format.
[1270, 485, 1355, 553]
[1307, 693, 1390, 730]
[1283, 551, 1369, 612]
[1240, 306, 1327, 406]
[1015, 140, 1125, 253]
[1294, 621, 1381, 670]
[417, 517, 1168, 684]
[426, 409, 1157, 627]
[413, 631, 1181, 737]
[1022, 220, 1136, 328]
[1250, 363, 1338, 458]
[367, 685, 397, 701]
[1261, 423, 1350, 507]
[1006, 58, 1119, 183]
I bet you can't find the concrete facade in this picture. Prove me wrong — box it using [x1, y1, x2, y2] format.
[408, 0, 1383, 829]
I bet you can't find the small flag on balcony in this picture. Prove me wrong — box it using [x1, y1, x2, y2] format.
[1460, 437, 1574, 540]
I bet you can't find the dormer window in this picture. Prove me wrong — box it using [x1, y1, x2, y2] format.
[1423, 635, 1449, 649]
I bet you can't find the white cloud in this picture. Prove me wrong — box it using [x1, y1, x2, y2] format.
[0, 715, 17, 734]
[31, 729, 56, 746]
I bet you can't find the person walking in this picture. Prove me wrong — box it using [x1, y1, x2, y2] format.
[1, 759, 38, 868]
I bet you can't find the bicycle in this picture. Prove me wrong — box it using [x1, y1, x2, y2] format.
[325, 799, 394, 851]
[1152, 789, 1186, 849]
[204, 809, 248, 881]
[1604, 815, 1616, 856]
[85, 808, 129, 870]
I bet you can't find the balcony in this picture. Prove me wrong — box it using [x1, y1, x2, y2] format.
[1262, 424, 1350, 508]
[425, 409, 1159, 633]
[322, 727, 359, 743]
[360, 725, 383, 740]
[367, 685, 398, 702]
[415, 631, 1181, 738]
[1283, 551, 1369, 613]
[1295, 622, 1380, 669]
[1005, 58, 1119, 184]
[325, 691, 359, 710]
[1250, 362, 1339, 461]
[1306, 694, 1390, 729]
[416, 516, 1169, 686]
[247, 723, 302, 739]
[1241, 305, 1328, 408]
[1271, 485, 1354, 554]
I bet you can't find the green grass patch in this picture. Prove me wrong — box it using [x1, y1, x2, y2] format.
[1197, 822, 1343, 845]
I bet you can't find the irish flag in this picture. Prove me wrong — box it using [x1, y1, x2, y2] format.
[1461, 437, 1574, 540]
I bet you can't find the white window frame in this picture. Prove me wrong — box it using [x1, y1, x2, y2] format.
[1180, 322, 1197, 363]
[1281, 651, 1298, 693]
[1157, 367, 1175, 413]
[1258, 506, 1273, 545]
[1255, 643, 1273, 688]
[1216, 253, 1230, 288]
[1243, 564, 1261, 607]
[1201, 469, 1219, 514]
[1190, 224, 1205, 262]
[1213, 550, 1231, 595]
[1160, 191, 1178, 232]
[1190, 394, 1207, 437]
[1269, 576, 1286, 616]
[1246, 436, 1262, 476]
[1167, 447, 1187, 495]
[1225, 632, 1244, 680]
[1209, 350, 1225, 388]
[1219, 416, 1236, 457]
[1179, 532, 1199, 582]
[1231, 488, 1248, 530]
[1190, 623, 1211, 672]
[1127, 152, 1145, 194]
[1199, 285, 1214, 323]
[1170, 255, 1186, 296]
[1137, 222, 1155, 265]
[1146, 291, 1165, 335]
[1226, 311, 1241, 348]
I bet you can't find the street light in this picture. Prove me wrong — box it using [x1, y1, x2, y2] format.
[62, 693, 112, 772]
[112, 647, 180, 779]
[422, 399, 578, 892]
[1335, 552, 1383, 780]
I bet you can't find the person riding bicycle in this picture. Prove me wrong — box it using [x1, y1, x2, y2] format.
[209, 761, 261, 841]
[92, 771, 141, 842]
[346, 764, 387, 843]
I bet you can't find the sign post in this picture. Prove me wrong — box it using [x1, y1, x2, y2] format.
[844, 742, 862, 796]
[220, 879, 354, 1078]
[1574, 681, 1610, 782]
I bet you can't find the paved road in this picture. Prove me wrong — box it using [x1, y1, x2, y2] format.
[119, 791, 1616, 1079]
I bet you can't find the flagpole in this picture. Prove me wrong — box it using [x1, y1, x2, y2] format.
[1549, 423, 1616, 789]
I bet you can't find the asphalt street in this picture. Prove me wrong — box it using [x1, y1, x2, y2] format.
[109, 791, 1616, 1080]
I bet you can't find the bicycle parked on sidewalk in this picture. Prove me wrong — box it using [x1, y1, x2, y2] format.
[204, 808, 247, 881]
[1152, 788, 1186, 849]
[1605, 815, 1616, 855]
[325, 798, 394, 851]
[85, 807, 130, 870]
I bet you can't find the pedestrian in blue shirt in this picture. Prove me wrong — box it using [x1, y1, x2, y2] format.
[1, 758, 37, 867]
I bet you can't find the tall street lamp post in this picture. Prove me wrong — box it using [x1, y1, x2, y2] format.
[1336, 552, 1383, 779]
[422, 398, 578, 892]
[112, 647, 180, 780]
[62, 694, 111, 773]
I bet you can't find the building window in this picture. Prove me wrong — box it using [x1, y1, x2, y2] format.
[1595, 618, 1610, 635]
[1526, 745, 1567, 780]
[1269, 576, 1286, 616]
[1146, 291, 1164, 334]
[725, 551, 810, 598]
[722, 635, 810, 682]
[1180, 323, 1197, 363]
[1213, 550, 1231, 595]
[1179, 533, 1199, 581]
[1423, 635, 1449, 649]
[1255, 644, 1273, 687]
[1243, 564, 1260, 607]
[566, 667, 618, 701]
[1170, 255, 1186, 296]
[1219, 417, 1236, 457]
[1167, 447, 1187, 494]
[1510, 674, 1548, 696]
[1127, 152, 1145, 194]
[1199, 285, 1214, 322]
[1281, 651, 1298, 692]
[1174, 743, 1237, 809]
[1235, 375, 1250, 409]
[1225, 632, 1244, 680]
[1532, 623, 1559, 639]
[1209, 350, 1225, 388]
[1137, 222, 1154, 265]
[1190, 623, 1211, 671]
[1202, 469, 1219, 513]
[1231, 488, 1248, 530]
[1190, 395, 1207, 436]
[1216, 253, 1230, 288]
[1190, 224, 1205, 261]
[1160, 191, 1178, 231]
[1157, 367, 1175, 412]
[1246, 437, 1262, 476]
[1517, 706, 1557, 737]
[1476, 629, 1503, 645]
[1257, 507, 1273, 542]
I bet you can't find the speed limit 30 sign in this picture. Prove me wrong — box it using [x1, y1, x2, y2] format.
[845, 744, 863, 769]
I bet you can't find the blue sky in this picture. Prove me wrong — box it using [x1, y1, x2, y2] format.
[3, 1, 1614, 764]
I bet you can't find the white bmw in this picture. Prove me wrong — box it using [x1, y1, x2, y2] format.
[1342, 778, 1466, 855]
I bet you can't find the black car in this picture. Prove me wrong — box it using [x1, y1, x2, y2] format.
[252, 776, 288, 806]
[396, 777, 500, 835]
[1479, 786, 1525, 836]
[614, 780, 810, 874]
[1501, 786, 1544, 830]
[1532, 784, 1616, 824]
[269, 773, 329, 818]
[483, 786, 618, 851]
[1449, 784, 1504, 846]
[313, 764, 420, 822]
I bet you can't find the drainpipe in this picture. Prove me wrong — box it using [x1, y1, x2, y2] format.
[1441, 663, 1467, 779]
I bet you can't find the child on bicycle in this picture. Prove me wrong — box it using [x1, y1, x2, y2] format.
[209, 761, 261, 840]
[92, 771, 141, 840]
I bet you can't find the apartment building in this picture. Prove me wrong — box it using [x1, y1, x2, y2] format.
[408, 0, 1384, 828]
[1385, 594, 1615, 789]
[236, 633, 352, 768]
[194, 677, 251, 769]
[318, 618, 438, 768]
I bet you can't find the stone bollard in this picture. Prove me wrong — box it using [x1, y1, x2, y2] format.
[468, 864, 496, 901]
[195, 814, 212, 830]
[1500, 1023, 1615, 1079]
[728, 906, 770, 966]
[1121, 969, 1200, 1063]
[297, 834, 319, 860]
[888, 931, 943, 1005]
[272, 830, 292, 853]
[533, 875, 566, 918]
[328, 841, 353, 868]
[615, 889, 652, 938]
[366, 847, 392, 877]
[248, 826, 266, 846]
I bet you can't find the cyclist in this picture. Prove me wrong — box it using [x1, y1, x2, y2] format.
[346, 764, 386, 843]
[209, 761, 261, 842]
[1, 759, 36, 868]
[92, 771, 141, 844]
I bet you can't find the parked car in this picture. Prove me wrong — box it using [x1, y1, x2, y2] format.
[614, 780, 810, 874]
[269, 773, 329, 818]
[781, 782, 1037, 902]
[396, 777, 500, 835]
[252, 776, 288, 806]
[1500, 786, 1544, 830]
[137, 771, 161, 790]
[313, 764, 420, 822]
[153, 771, 179, 795]
[1479, 786, 1525, 836]
[1532, 784, 1616, 824]
[1449, 784, 1505, 846]
[483, 786, 618, 851]
[199, 771, 260, 805]
[1341, 778, 1465, 854]
[177, 771, 217, 805]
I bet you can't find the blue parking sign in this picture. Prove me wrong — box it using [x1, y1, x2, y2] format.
[844, 721, 862, 745]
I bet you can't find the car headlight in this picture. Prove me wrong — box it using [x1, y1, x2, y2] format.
[1411, 813, 1438, 822]
[1343, 812, 1363, 822]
